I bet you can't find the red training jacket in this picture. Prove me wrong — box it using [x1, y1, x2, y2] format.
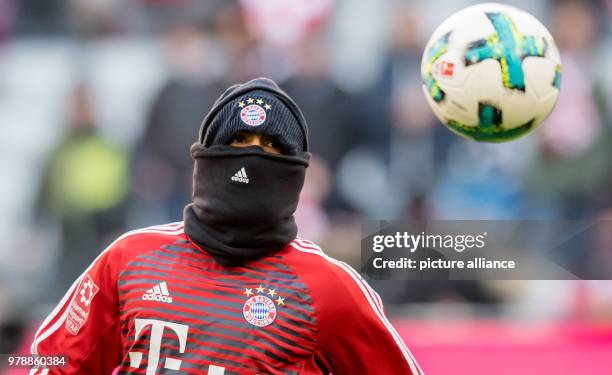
[30, 222, 422, 374]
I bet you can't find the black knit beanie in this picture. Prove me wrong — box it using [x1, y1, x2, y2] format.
[199, 77, 309, 157]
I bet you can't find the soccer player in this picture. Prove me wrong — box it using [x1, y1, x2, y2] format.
[30, 78, 422, 374]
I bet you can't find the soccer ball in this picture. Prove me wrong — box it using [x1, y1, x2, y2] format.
[421, 3, 561, 142]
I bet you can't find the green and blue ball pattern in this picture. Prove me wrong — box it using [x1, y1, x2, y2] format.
[422, 12, 561, 142]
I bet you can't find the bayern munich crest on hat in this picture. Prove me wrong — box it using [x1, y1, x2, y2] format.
[243, 295, 277, 327]
[240, 104, 266, 126]
[237, 97, 272, 127]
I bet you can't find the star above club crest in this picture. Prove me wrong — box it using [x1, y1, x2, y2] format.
[275, 296, 285, 306]
[256, 99, 264, 105]
[264, 103, 271, 110]
[256, 285, 265, 293]
[246, 97, 254, 104]
[267, 288, 277, 297]
[238, 101, 245, 108]
[243, 288, 253, 296]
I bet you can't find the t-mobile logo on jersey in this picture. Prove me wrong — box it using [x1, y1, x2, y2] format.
[128, 318, 189, 375]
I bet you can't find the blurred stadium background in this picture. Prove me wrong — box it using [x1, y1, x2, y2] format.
[1, 0, 611, 373]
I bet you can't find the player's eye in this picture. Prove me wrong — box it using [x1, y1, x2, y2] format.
[261, 136, 276, 148]
[232, 133, 249, 144]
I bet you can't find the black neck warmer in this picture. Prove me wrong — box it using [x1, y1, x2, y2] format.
[184, 144, 309, 266]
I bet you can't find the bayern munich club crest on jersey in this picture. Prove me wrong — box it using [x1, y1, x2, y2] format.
[242, 284, 285, 327]
[243, 295, 277, 327]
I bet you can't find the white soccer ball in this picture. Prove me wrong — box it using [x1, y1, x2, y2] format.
[421, 3, 561, 142]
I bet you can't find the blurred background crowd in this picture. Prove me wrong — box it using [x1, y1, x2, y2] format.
[1, 0, 612, 373]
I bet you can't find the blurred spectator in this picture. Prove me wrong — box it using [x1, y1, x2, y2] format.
[283, 32, 357, 213]
[129, 21, 227, 225]
[120, 0, 228, 35]
[295, 156, 331, 242]
[0, 0, 14, 46]
[540, 0, 604, 158]
[0, 281, 21, 355]
[214, 3, 262, 82]
[67, 0, 121, 37]
[238, 0, 333, 48]
[384, 5, 438, 218]
[16, 0, 67, 34]
[36, 84, 128, 296]
[523, 0, 612, 217]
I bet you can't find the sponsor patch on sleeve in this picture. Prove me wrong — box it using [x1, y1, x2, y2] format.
[65, 274, 99, 335]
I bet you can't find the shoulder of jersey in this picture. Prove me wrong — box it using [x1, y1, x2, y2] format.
[287, 237, 327, 258]
[286, 237, 384, 311]
[108, 221, 185, 255]
[286, 238, 354, 281]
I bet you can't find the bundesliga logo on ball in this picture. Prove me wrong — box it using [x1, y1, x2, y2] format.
[421, 3, 562, 142]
